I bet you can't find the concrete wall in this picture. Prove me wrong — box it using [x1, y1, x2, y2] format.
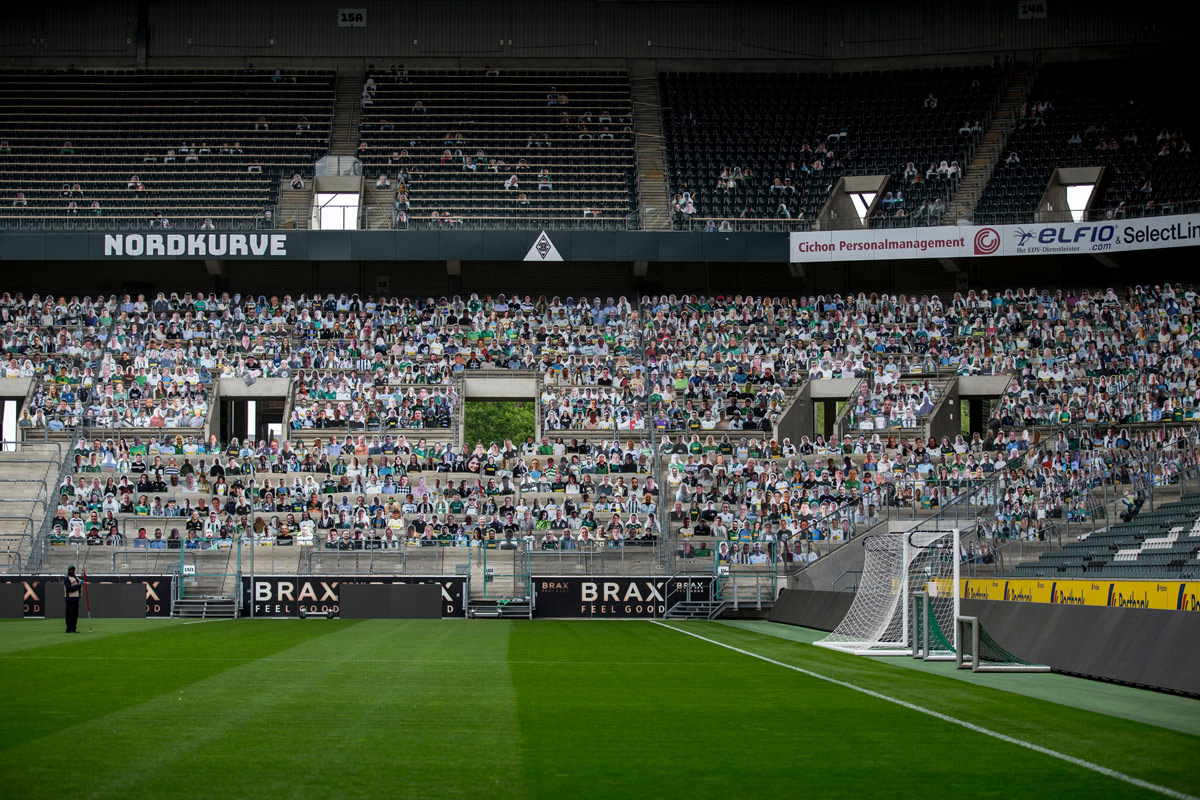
[926, 377, 960, 444]
[788, 535, 867, 592]
[218, 377, 292, 399]
[773, 381, 812, 446]
[462, 375, 539, 401]
[0, 378, 33, 400]
[957, 375, 1012, 397]
[810, 378, 860, 400]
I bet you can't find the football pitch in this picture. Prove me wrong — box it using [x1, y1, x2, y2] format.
[1, 618, 1197, 799]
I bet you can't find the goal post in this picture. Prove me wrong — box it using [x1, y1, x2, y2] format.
[814, 529, 960, 657]
[955, 616, 1050, 673]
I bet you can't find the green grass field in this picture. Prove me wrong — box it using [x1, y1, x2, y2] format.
[1, 618, 1197, 799]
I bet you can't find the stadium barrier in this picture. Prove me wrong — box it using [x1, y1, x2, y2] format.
[338, 583, 442, 619]
[770, 588, 1200, 694]
[766, 588, 855, 631]
[242, 576, 465, 618]
[961, 578, 1200, 611]
[44, 583, 146, 619]
[960, 599, 1200, 696]
[0, 575, 173, 617]
[532, 575, 715, 618]
[0, 583, 23, 617]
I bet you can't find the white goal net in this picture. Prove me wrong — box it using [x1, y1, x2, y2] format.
[814, 529, 960, 656]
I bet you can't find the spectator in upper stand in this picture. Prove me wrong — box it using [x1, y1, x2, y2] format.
[358, 141, 369, 157]
[770, 177, 786, 194]
[517, 193, 530, 207]
[12, 192, 26, 207]
[485, 66, 500, 77]
[903, 161, 918, 181]
[201, 217, 215, 230]
[923, 93, 937, 109]
[412, 100, 426, 115]
[375, 173, 391, 190]
[504, 174, 520, 191]
[361, 89, 373, 108]
[151, 211, 171, 229]
[925, 162, 939, 181]
[1068, 131, 1082, 145]
[0, 140, 10, 155]
[936, 160, 952, 179]
[364, 75, 377, 94]
[718, 219, 733, 232]
[127, 175, 142, 190]
[255, 116, 268, 130]
[1158, 143, 1172, 157]
[958, 120, 972, 136]
[777, 202, 791, 219]
[66, 201, 78, 216]
[290, 174, 305, 190]
[89, 201, 102, 216]
[703, 219, 717, 232]
[248, 159, 262, 174]
[60, 141, 74, 154]
[537, 171, 552, 190]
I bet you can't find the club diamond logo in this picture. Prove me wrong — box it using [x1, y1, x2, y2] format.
[524, 230, 563, 262]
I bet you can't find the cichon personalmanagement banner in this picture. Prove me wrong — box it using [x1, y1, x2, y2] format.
[790, 213, 1200, 262]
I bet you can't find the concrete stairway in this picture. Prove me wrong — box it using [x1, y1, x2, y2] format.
[361, 185, 394, 229]
[0, 443, 61, 572]
[277, 180, 313, 229]
[329, 72, 365, 157]
[630, 75, 672, 230]
[946, 69, 1037, 222]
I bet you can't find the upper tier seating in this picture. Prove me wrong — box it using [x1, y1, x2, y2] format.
[357, 68, 636, 230]
[0, 68, 334, 230]
[658, 66, 1007, 230]
[975, 60, 1200, 224]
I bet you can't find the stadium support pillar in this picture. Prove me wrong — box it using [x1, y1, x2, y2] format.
[1092, 252, 1119, 269]
[205, 260, 225, 277]
[788, 263, 806, 278]
[633, 261, 648, 277]
[938, 258, 961, 272]
[446, 260, 461, 275]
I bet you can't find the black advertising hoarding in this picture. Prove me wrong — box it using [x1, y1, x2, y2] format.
[0, 575, 173, 617]
[0, 230, 790, 263]
[532, 575, 715, 618]
[242, 575, 465, 618]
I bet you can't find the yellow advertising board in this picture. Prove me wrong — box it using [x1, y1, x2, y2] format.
[960, 578, 1200, 611]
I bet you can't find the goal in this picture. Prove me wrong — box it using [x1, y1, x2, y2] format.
[911, 591, 958, 661]
[814, 529, 960, 656]
[955, 616, 1050, 673]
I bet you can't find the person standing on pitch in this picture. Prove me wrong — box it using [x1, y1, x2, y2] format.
[64, 566, 82, 633]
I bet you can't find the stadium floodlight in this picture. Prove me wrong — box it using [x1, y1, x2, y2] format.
[955, 616, 1050, 673]
[814, 529, 960, 657]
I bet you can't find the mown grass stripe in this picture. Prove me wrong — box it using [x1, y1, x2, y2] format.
[651, 620, 1199, 800]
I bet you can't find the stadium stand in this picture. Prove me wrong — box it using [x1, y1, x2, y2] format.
[0, 69, 334, 230]
[975, 59, 1200, 224]
[356, 68, 637, 229]
[1013, 491, 1200, 578]
[658, 65, 1008, 229]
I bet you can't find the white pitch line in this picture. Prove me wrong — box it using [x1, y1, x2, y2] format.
[649, 621, 1198, 800]
[181, 618, 236, 625]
